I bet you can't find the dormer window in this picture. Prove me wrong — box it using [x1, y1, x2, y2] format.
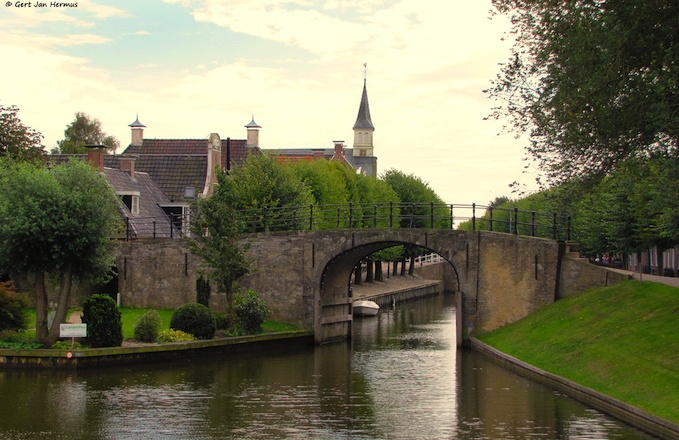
[117, 191, 141, 215]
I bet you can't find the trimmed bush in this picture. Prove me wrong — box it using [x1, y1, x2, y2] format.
[81, 294, 123, 348]
[196, 275, 211, 307]
[50, 339, 83, 350]
[133, 310, 161, 343]
[157, 329, 196, 343]
[234, 289, 270, 334]
[170, 303, 216, 340]
[214, 312, 233, 330]
[0, 281, 28, 332]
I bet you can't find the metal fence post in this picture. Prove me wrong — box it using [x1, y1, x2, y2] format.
[337, 207, 341, 229]
[374, 205, 377, 228]
[514, 207, 519, 235]
[263, 207, 268, 232]
[552, 212, 557, 240]
[472, 203, 476, 231]
[349, 202, 353, 228]
[489, 207, 493, 232]
[309, 204, 313, 230]
[567, 215, 571, 241]
[170, 213, 174, 239]
[125, 217, 130, 241]
[531, 211, 536, 236]
[153, 221, 156, 239]
[390, 201, 393, 228]
[430, 202, 434, 228]
[450, 204, 454, 229]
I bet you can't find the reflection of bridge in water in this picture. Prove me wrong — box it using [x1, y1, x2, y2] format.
[233, 203, 596, 344]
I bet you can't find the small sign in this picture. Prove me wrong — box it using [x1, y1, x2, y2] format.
[60, 324, 87, 338]
[66, 352, 73, 359]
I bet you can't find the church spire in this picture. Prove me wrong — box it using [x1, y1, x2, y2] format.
[353, 63, 374, 130]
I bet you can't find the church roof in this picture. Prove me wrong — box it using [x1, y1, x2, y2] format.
[353, 80, 374, 130]
[128, 115, 146, 128]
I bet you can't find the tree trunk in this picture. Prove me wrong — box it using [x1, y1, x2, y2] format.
[409, 253, 415, 275]
[375, 261, 383, 282]
[46, 263, 74, 347]
[392, 260, 398, 276]
[354, 263, 362, 285]
[400, 257, 407, 276]
[657, 247, 665, 276]
[35, 272, 49, 344]
[366, 260, 374, 283]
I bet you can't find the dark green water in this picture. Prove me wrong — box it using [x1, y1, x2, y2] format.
[0, 294, 659, 439]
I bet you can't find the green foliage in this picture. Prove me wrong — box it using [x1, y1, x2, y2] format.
[0, 158, 122, 344]
[133, 309, 161, 343]
[170, 303, 216, 340]
[487, 0, 679, 184]
[55, 112, 119, 154]
[0, 103, 44, 163]
[81, 294, 123, 348]
[213, 312, 234, 330]
[50, 339, 83, 350]
[0, 330, 43, 350]
[157, 328, 196, 343]
[0, 281, 27, 332]
[234, 290, 271, 334]
[195, 275, 211, 307]
[188, 171, 251, 308]
[381, 169, 447, 228]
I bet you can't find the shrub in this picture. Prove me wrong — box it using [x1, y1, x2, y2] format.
[81, 294, 123, 348]
[133, 310, 161, 343]
[196, 275, 211, 307]
[234, 289, 270, 334]
[170, 303, 216, 340]
[157, 329, 196, 343]
[0, 281, 28, 332]
[214, 312, 234, 330]
[0, 330, 43, 350]
[50, 339, 83, 350]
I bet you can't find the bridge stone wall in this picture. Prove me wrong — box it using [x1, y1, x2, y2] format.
[113, 230, 625, 344]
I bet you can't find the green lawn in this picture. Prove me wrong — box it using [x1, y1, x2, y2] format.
[19, 307, 299, 342]
[478, 280, 679, 424]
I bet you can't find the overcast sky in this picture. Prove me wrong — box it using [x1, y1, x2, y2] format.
[0, 0, 539, 205]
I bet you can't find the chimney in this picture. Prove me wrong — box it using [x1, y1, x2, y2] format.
[333, 140, 345, 157]
[120, 155, 137, 179]
[129, 115, 146, 145]
[85, 145, 106, 172]
[312, 149, 325, 161]
[245, 115, 261, 148]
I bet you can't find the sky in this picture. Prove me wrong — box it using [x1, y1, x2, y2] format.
[0, 0, 540, 205]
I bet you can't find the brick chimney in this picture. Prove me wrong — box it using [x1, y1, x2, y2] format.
[129, 115, 146, 146]
[120, 155, 137, 179]
[312, 149, 325, 160]
[85, 145, 105, 172]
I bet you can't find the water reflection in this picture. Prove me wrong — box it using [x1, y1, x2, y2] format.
[0, 294, 658, 439]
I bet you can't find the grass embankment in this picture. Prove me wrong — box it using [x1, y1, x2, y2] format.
[478, 280, 679, 424]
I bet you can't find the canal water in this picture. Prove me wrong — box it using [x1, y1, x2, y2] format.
[0, 294, 658, 439]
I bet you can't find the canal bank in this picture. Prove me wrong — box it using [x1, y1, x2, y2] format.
[0, 330, 314, 370]
[471, 338, 679, 440]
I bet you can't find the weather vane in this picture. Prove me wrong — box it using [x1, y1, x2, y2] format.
[363, 62, 367, 81]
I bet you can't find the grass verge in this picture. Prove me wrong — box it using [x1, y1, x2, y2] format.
[478, 280, 679, 424]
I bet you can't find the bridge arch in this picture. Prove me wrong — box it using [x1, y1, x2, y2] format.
[239, 228, 567, 345]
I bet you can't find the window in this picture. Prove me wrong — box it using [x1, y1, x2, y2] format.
[119, 192, 141, 215]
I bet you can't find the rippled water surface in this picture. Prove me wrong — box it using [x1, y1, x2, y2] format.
[0, 294, 658, 439]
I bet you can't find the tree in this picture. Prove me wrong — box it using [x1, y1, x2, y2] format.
[381, 169, 446, 228]
[0, 103, 44, 163]
[487, 0, 679, 185]
[56, 112, 120, 154]
[0, 159, 122, 346]
[187, 169, 252, 312]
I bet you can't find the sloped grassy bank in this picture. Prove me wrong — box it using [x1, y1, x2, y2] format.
[478, 280, 679, 425]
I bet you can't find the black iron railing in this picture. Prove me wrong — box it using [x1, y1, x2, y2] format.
[121, 203, 571, 241]
[235, 202, 571, 241]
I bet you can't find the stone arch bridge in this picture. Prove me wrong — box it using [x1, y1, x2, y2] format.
[235, 228, 615, 345]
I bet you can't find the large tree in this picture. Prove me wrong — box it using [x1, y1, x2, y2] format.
[0, 159, 122, 346]
[487, 0, 679, 185]
[55, 112, 120, 154]
[0, 103, 44, 163]
[381, 168, 446, 228]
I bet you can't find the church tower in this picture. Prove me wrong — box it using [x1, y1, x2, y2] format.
[351, 65, 377, 176]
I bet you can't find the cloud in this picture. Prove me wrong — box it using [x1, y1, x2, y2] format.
[0, 30, 111, 48]
[81, 1, 130, 19]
